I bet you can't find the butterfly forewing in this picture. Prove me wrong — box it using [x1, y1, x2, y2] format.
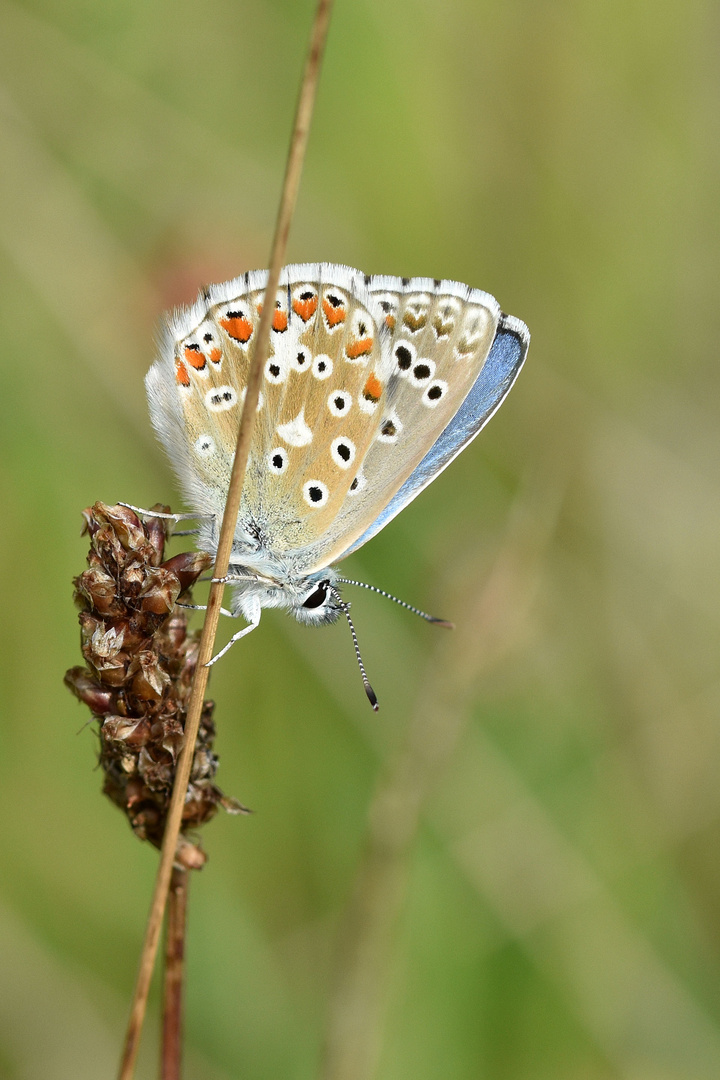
[149, 266, 390, 555]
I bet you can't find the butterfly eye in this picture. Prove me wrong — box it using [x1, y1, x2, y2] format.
[303, 582, 328, 609]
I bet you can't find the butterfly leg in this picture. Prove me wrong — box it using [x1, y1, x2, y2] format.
[176, 601, 236, 618]
[119, 502, 216, 524]
[205, 597, 262, 667]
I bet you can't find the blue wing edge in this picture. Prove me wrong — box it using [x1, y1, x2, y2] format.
[340, 313, 530, 559]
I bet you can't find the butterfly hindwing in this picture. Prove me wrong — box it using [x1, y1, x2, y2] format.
[339, 314, 530, 558]
[295, 276, 513, 570]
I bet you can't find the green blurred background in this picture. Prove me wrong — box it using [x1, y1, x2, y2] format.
[1, 0, 719, 1077]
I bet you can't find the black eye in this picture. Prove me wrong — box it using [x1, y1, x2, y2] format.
[303, 582, 328, 609]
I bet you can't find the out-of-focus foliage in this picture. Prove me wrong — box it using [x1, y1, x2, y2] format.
[1, 1, 719, 1077]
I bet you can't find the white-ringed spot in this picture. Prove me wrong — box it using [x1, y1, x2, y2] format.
[195, 434, 216, 457]
[268, 447, 289, 475]
[312, 354, 333, 380]
[327, 390, 352, 417]
[378, 409, 403, 443]
[264, 357, 286, 383]
[205, 385, 237, 411]
[349, 470, 366, 496]
[292, 347, 311, 372]
[303, 480, 329, 508]
[422, 380, 448, 408]
[331, 437, 356, 470]
[393, 339, 416, 375]
[410, 358, 436, 387]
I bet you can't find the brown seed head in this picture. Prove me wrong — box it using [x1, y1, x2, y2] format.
[65, 501, 248, 864]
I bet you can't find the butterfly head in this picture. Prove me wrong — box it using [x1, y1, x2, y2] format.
[229, 566, 344, 627]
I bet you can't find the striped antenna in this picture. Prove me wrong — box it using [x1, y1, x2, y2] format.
[329, 586, 379, 711]
[336, 578, 454, 629]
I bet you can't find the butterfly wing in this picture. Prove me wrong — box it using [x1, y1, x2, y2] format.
[146, 264, 528, 576]
[337, 314, 529, 559]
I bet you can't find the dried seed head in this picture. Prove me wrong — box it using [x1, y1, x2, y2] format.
[65, 501, 248, 865]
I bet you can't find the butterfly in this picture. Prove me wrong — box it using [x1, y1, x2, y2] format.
[144, 263, 529, 707]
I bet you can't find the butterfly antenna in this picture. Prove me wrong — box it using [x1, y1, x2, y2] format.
[329, 586, 379, 711]
[336, 578, 454, 629]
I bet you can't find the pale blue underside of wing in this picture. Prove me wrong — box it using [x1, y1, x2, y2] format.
[338, 316, 529, 560]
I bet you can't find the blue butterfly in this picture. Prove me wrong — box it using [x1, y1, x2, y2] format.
[144, 264, 529, 706]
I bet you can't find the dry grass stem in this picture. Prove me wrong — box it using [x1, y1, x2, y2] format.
[160, 868, 189, 1080]
[116, 2, 335, 1076]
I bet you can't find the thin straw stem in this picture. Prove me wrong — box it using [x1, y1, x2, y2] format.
[160, 868, 189, 1080]
[116, 4, 334, 1076]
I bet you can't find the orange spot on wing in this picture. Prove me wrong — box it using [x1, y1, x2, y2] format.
[175, 360, 190, 386]
[323, 298, 346, 327]
[209, 347, 222, 363]
[346, 337, 373, 360]
[184, 346, 206, 369]
[384, 314, 396, 330]
[272, 309, 288, 332]
[292, 296, 318, 321]
[219, 316, 253, 343]
[363, 373, 382, 402]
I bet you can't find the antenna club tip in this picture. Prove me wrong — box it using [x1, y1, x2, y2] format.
[364, 683, 379, 710]
[431, 618, 455, 629]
